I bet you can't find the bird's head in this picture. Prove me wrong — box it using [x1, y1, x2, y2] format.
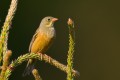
[41, 16, 58, 28]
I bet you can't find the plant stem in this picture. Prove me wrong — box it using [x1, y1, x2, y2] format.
[67, 18, 75, 80]
[32, 69, 42, 80]
[0, 0, 18, 64]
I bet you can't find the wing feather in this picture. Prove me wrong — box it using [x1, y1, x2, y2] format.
[29, 29, 39, 52]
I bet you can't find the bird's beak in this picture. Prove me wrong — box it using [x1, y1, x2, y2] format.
[52, 18, 58, 22]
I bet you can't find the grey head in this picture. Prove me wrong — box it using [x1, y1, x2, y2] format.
[40, 16, 58, 28]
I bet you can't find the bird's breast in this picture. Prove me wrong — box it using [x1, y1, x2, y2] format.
[31, 28, 55, 53]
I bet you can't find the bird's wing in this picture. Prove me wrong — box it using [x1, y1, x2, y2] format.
[29, 29, 39, 52]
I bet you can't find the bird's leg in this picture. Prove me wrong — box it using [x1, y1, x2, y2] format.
[37, 52, 43, 60]
[37, 53, 51, 63]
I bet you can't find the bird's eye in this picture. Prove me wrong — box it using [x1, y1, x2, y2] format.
[47, 18, 51, 21]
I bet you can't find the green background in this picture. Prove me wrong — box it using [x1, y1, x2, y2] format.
[0, 0, 120, 80]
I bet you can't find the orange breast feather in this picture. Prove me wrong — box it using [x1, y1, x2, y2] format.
[31, 33, 53, 53]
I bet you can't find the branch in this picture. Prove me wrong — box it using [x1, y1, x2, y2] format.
[4, 53, 79, 80]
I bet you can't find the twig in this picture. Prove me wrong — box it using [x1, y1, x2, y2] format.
[4, 53, 79, 80]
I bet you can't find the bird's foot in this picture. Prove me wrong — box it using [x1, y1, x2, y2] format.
[44, 54, 51, 63]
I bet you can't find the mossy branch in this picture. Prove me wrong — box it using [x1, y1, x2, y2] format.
[4, 53, 79, 80]
[0, 0, 18, 64]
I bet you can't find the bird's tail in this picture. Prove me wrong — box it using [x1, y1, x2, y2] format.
[22, 59, 35, 77]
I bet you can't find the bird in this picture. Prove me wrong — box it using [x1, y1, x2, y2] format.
[23, 16, 58, 76]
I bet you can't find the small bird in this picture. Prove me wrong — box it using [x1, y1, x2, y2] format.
[23, 16, 58, 76]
